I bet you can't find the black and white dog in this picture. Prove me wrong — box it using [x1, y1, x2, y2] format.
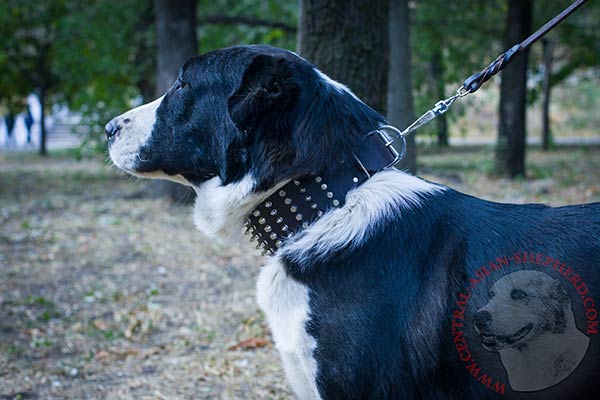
[106, 45, 600, 399]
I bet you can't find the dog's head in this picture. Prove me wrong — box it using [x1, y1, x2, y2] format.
[106, 45, 384, 238]
[473, 270, 570, 351]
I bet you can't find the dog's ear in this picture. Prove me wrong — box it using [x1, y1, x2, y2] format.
[227, 54, 297, 132]
[549, 279, 569, 303]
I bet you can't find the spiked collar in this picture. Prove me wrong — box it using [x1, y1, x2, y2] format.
[244, 126, 403, 256]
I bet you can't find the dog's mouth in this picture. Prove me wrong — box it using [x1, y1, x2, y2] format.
[479, 323, 533, 351]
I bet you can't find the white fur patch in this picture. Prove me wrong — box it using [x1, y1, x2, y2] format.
[192, 175, 291, 243]
[257, 257, 321, 400]
[192, 174, 257, 242]
[108, 96, 164, 174]
[283, 169, 444, 263]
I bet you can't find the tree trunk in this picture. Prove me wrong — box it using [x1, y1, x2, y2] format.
[387, 0, 416, 172]
[430, 50, 448, 147]
[495, 0, 532, 179]
[153, 0, 198, 203]
[39, 89, 47, 156]
[541, 38, 553, 151]
[298, 0, 389, 115]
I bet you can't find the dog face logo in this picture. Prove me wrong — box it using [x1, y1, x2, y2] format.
[474, 270, 590, 392]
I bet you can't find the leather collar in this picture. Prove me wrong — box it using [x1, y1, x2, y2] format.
[245, 127, 401, 256]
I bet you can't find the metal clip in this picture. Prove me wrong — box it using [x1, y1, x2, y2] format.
[376, 125, 406, 168]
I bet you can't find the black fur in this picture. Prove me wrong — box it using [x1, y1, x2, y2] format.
[111, 45, 600, 399]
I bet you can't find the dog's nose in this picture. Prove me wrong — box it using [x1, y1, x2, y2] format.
[474, 310, 492, 328]
[105, 118, 121, 140]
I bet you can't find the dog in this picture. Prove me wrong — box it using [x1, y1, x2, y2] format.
[106, 45, 600, 399]
[474, 270, 590, 392]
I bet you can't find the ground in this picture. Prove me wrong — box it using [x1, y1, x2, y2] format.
[1, 147, 599, 399]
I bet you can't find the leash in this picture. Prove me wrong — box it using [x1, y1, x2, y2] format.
[387, 0, 589, 157]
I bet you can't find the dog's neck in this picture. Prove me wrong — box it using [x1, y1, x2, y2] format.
[244, 129, 400, 255]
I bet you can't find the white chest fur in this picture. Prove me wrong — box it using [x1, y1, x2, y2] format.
[256, 258, 322, 400]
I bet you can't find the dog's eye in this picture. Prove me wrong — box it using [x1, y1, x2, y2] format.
[511, 289, 528, 300]
[174, 80, 188, 91]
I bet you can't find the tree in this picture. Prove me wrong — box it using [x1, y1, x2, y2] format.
[152, 0, 198, 203]
[496, 0, 533, 178]
[0, 1, 69, 155]
[297, 0, 389, 115]
[0, 0, 156, 156]
[529, 0, 600, 152]
[388, 0, 416, 172]
[541, 38, 553, 151]
[411, 0, 506, 148]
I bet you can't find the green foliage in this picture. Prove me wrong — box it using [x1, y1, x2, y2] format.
[198, 0, 297, 52]
[527, 0, 600, 103]
[410, 0, 599, 140]
[411, 0, 506, 137]
[0, 0, 67, 113]
[1, 0, 595, 156]
[0, 0, 297, 156]
[0, 0, 154, 155]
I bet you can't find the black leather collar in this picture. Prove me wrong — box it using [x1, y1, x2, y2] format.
[245, 127, 401, 256]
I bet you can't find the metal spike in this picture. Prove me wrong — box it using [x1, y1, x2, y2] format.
[262, 248, 273, 256]
[258, 217, 266, 225]
[270, 209, 278, 216]
[315, 176, 322, 183]
[264, 225, 272, 233]
[264, 201, 272, 208]
[320, 184, 327, 190]
[270, 233, 277, 240]
[279, 190, 286, 197]
[290, 205, 298, 213]
[326, 191, 333, 198]
[276, 217, 284, 224]
[252, 210, 260, 217]
[295, 214, 303, 221]
[284, 198, 292, 205]
[332, 199, 340, 206]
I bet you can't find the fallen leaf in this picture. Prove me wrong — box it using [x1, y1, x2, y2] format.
[228, 337, 270, 351]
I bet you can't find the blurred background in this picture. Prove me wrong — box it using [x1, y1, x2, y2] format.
[0, 0, 599, 399]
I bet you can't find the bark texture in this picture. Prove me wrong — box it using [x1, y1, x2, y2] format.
[496, 0, 533, 178]
[298, 0, 389, 115]
[541, 38, 553, 151]
[388, 0, 416, 172]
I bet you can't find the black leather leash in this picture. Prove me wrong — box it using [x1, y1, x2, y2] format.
[396, 0, 589, 141]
